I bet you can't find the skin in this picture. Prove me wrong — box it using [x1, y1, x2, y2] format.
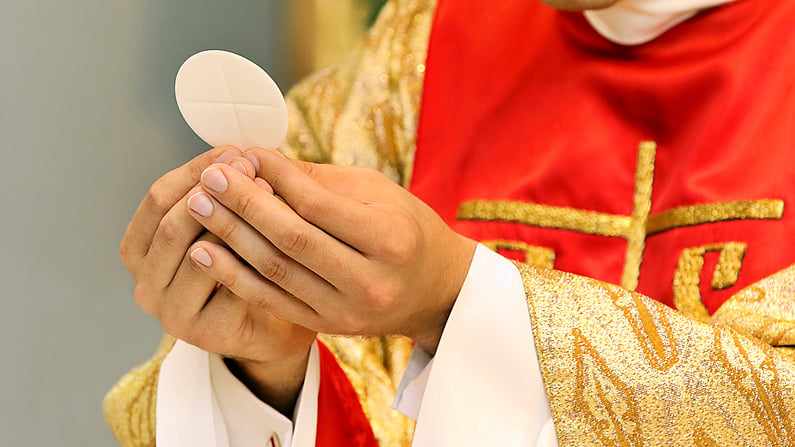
[123, 146, 475, 413]
[121, 146, 316, 416]
[186, 149, 476, 350]
[124, 0, 617, 416]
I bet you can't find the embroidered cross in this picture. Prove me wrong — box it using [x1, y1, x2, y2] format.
[457, 142, 784, 291]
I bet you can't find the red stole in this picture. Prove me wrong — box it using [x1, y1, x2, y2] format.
[411, 0, 795, 314]
[316, 341, 378, 447]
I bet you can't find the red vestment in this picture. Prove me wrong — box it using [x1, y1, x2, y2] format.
[316, 341, 379, 447]
[411, 0, 795, 314]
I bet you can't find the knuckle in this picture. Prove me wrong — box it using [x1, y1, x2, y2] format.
[283, 228, 310, 256]
[216, 267, 239, 291]
[293, 196, 323, 220]
[362, 280, 400, 311]
[119, 239, 132, 265]
[156, 219, 184, 247]
[132, 284, 155, 314]
[146, 183, 173, 215]
[236, 192, 257, 218]
[269, 170, 284, 191]
[382, 224, 419, 263]
[257, 255, 289, 284]
[187, 158, 207, 181]
[217, 220, 240, 242]
[300, 161, 316, 178]
[247, 290, 273, 310]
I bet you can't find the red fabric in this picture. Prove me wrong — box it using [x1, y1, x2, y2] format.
[411, 0, 795, 313]
[315, 340, 379, 447]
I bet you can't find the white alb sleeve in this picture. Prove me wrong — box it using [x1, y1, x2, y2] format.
[155, 339, 320, 447]
[393, 244, 558, 446]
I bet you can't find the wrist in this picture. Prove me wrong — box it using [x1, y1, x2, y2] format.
[224, 346, 311, 417]
[412, 235, 477, 354]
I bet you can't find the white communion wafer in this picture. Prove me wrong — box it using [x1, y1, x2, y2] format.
[175, 50, 288, 150]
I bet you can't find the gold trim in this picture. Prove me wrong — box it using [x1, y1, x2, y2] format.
[673, 242, 747, 323]
[517, 262, 795, 445]
[460, 198, 785, 240]
[647, 200, 784, 235]
[458, 201, 630, 237]
[459, 141, 784, 292]
[621, 141, 656, 290]
[103, 335, 175, 447]
[712, 263, 795, 349]
[482, 239, 555, 269]
[319, 334, 415, 445]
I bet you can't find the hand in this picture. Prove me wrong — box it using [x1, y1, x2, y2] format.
[121, 146, 315, 414]
[185, 149, 477, 353]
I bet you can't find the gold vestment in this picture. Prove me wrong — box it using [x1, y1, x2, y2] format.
[104, 1, 795, 445]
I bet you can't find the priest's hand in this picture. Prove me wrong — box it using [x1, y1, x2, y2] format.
[120, 146, 316, 415]
[186, 149, 477, 353]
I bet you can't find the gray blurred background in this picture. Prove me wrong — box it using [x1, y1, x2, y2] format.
[1, 1, 290, 444]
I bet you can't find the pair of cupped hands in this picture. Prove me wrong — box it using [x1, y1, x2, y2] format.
[123, 146, 475, 411]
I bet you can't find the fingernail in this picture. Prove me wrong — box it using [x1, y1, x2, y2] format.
[202, 167, 228, 193]
[242, 152, 260, 171]
[190, 247, 212, 267]
[230, 160, 248, 176]
[188, 192, 213, 216]
[214, 150, 236, 163]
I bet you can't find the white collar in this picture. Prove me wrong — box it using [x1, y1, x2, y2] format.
[584, 0, 735, 45]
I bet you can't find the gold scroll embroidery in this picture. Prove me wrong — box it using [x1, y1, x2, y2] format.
[482, 239, 555, 269]
[609, 288, 679, 371]
[573, 328, 643, 446]
[712, 328, 795, 445]
[519, 262, 795, 445]
[711, 265, 795, 354]
[458, 142, 784, 291]
[673, 242, 748, 323]
[693, 427, 719, 447]
[103, 335, 175, 447]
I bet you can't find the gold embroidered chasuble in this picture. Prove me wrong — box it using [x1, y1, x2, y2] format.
[104, 1, 795, 446]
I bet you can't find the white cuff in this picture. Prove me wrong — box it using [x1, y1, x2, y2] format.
[392, 346, 433, 420]
[156, 340, 319, 447]
[405, 244, 557, 446]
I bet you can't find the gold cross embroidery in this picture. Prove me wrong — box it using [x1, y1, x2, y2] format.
[458, 142, 784, 291]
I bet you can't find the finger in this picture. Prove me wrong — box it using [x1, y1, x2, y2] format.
[197, 164, 365, 285]
[121, 146, 241, 269]
[135, 231, 220, 322]
[160, 232, 225, 321]
[225, 155, 257, 180]
[240, 149, 386, 250]
[186, 189, 338, 301]
[188, 240, 322, 330]
[175, 284, 245, 354]
[244, 149, 380, 198]
[139, 185, 207, 288]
